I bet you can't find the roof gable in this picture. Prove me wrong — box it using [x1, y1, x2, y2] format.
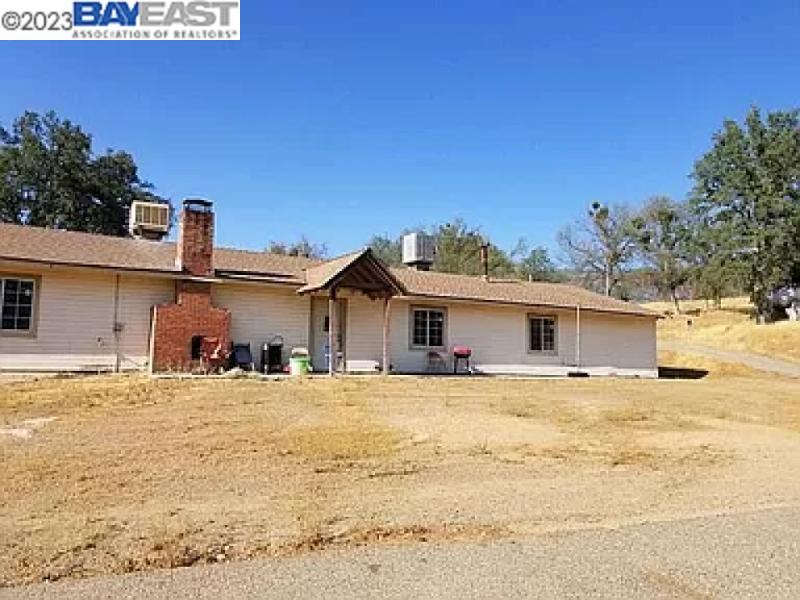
[299, 249, 406, 296]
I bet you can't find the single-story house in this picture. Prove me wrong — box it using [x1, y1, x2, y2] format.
[0, 200, 658, 377]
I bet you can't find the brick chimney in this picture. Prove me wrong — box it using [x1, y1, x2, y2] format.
[150, 198, 230, 373]
[176, 198, 214, 277]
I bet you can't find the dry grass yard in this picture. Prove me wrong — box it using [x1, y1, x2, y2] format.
[3, 371, 800, 587]
[648, 296, 800, 364]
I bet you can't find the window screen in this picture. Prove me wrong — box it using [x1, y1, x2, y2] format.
[529, 316, 556, 352]
[412, 308, 445, 347]
[1, 278, 35, 332]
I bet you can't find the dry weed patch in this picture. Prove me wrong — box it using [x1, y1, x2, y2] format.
[274, 423, 402, 460]
[517, 436, 729, 470]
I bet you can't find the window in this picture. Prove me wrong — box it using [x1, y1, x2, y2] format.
[411, 307, 445, 348]
[1, 277, 36, 334]
[529, 315, 556, 353]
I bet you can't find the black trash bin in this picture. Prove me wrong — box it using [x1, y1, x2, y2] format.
[264, 335, 284, 374]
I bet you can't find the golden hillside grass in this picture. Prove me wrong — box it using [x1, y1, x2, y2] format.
[646, 296, 752, 314]
[646, 297, 800, 364]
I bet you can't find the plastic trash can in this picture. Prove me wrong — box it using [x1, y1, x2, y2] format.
[289, 356, 310, 376]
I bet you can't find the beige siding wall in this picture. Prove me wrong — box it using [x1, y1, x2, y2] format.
[0, 264, 173, 371]
[117, 276, 175, 369]
[211, 282, 310, 371]
[345, 297, 657, 376]
[1, 260, 655, 377]
[384, 299, 577, 373]
[579, 311, 657, 371]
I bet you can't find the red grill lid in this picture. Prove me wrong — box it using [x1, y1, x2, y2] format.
[453, 345, 472, 357]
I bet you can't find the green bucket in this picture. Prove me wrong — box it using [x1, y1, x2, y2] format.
[289, 356, 310, 376]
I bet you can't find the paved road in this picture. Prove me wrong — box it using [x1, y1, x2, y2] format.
[660, 340, 800, 378]
[5, 506, 800, 600]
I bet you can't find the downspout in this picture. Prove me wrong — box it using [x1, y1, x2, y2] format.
[113, 274, 121, 373]
[382, 296, 392, 375]
[328, 286, 337, 376]
[575, 304, 581, 369]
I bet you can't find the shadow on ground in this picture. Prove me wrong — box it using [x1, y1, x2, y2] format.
[658, 366, 709, 380]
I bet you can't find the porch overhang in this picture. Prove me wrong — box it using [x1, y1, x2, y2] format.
[298, 248, 403, 376]
[297, 248, 406, 298]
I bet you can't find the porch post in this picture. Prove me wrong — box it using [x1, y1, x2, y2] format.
[328, 287, 338, 375]
[382, 296, 392, 375]
[575, 304, 582, 368]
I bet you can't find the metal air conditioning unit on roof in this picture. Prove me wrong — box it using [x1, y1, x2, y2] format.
[129, 201, 171, 241]
[402, 232, 436, 271]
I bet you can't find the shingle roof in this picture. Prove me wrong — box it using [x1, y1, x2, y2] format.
[0, 222, 656, 317]
[0, 222, 314, 283]
[0, 222, 177, 272]
[214, 247, 318, 282]
[299, 249, 407, 295]
[390, 268, 657, 317]
[299, 250, 365, 292]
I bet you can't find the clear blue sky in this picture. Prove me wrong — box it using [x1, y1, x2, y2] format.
[1, 1, 798, 256]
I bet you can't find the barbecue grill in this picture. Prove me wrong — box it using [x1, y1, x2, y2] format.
[452, 345, 472, 374]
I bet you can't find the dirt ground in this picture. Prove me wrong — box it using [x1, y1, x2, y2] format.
[2, 372, 800, 587]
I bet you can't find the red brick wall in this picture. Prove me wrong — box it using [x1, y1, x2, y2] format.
[176, 206, 214, 277]
[151, 281, 231, 372]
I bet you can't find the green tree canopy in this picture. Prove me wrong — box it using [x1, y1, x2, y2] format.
[633, 197, 692, 313]
[367, 220, 560, 280]
[367, 233, 404, 266]
[0, 110, 169, 236]
[510, 239, 562, 282]
[266, 236, 328, 259]
[433, 219, 515, 277]
[691, 106, 800, 316]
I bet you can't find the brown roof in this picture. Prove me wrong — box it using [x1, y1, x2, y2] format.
[0, 222, 314, 283]
[299, 249, 407, 295]
[1, 222, 177, 272]
[299, 251, 365, 292]
[215, 247, 318, 282]
[0, 222, 656, 317]
[390, 268, 656, 317]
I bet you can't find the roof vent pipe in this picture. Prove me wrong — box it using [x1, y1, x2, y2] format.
[480, 243, 489, 281]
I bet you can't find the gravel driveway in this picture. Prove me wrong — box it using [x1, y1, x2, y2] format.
[660, 340, 800, 378]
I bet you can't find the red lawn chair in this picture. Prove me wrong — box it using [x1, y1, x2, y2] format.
[200, 337, 229, 374]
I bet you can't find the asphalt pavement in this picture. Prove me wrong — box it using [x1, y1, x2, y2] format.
[4, 506, 800, 599]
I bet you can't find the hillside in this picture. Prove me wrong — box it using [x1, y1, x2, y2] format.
[648, 297, 800, 365]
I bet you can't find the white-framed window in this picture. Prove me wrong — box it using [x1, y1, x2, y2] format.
[1, 276, 37, 335]
[528, 315, 556, 353]
[411, 306, 446, 348]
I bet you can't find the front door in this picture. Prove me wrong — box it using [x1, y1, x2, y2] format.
[311, 297, 347, 372]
